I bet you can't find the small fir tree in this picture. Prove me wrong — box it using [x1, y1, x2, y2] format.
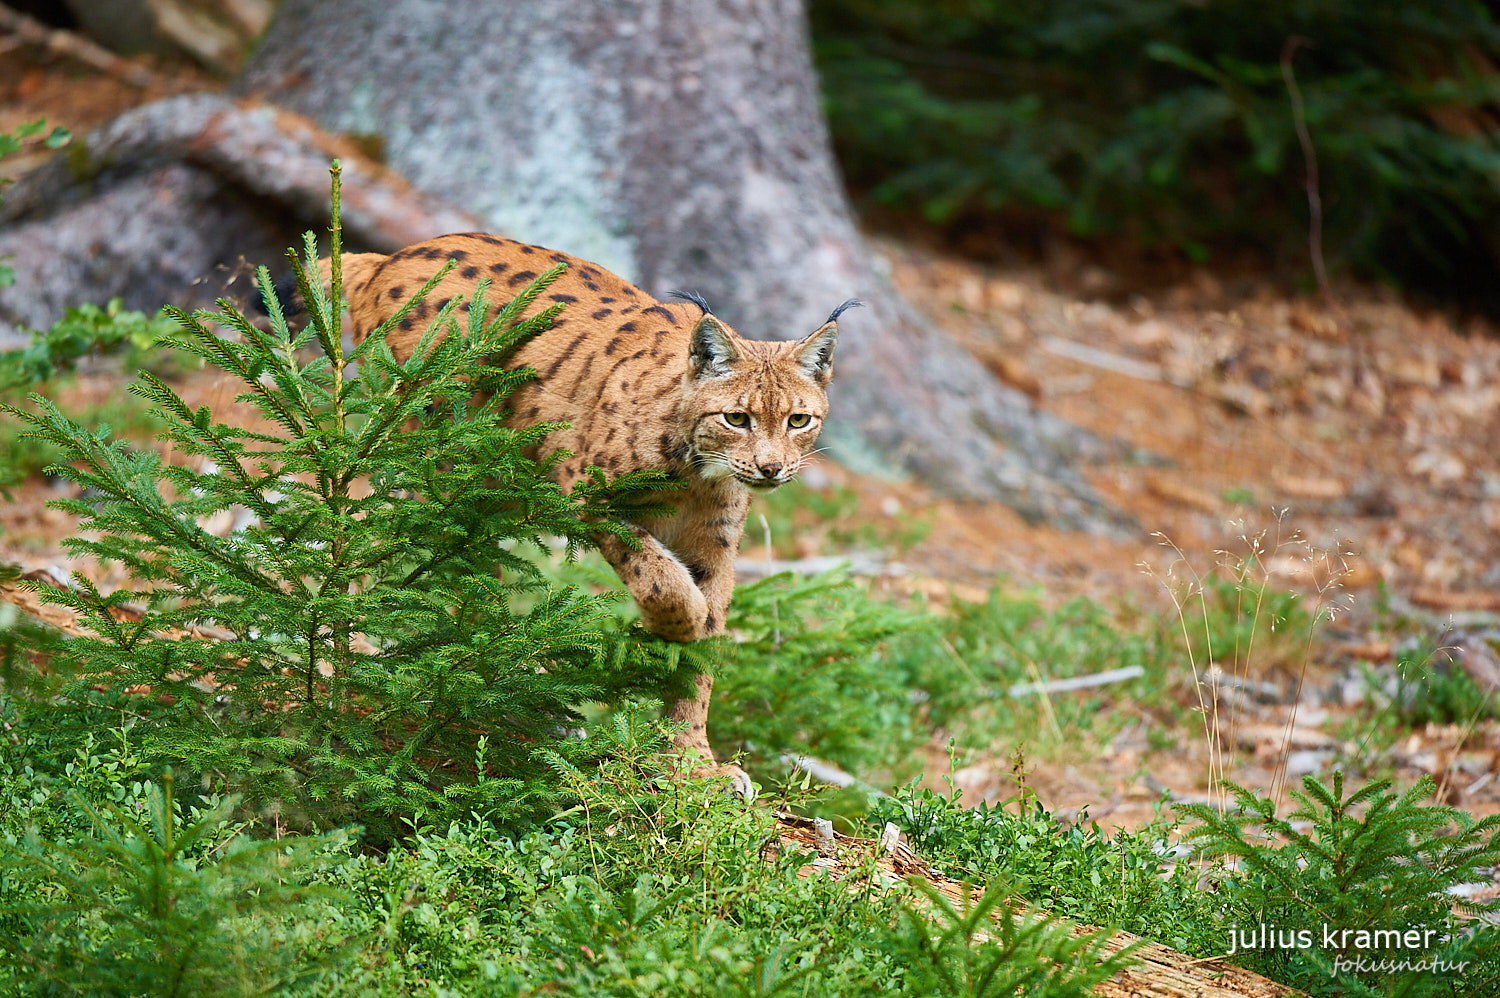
[1181, 772, 1500, 993]
[0, 775, 344, 998]
[0, 164, 697, 836]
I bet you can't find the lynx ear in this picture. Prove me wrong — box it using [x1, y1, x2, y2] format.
[689, 314, 741, 378]
[792, 322, 840, 381]
[791, 298, 858, 384]
[790, 319, 841, 384]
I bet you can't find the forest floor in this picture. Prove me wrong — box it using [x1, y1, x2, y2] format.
[858, 234, 1500, 822]
[5, 50, 1500, 839]
[761, 234, 1500, 833]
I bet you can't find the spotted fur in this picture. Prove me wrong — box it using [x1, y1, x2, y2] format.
[302, 232, 851, 791]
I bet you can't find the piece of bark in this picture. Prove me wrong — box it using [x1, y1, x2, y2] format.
[968, 340, 1044, 400]
[1271, 471, 1349, 501]
[1041, 335, 1167, 383]
[1145, 473, 1225, 515]
[1410, 590, 1500, 614]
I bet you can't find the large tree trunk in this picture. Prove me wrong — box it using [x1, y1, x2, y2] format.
[235, 0, 1123, 533]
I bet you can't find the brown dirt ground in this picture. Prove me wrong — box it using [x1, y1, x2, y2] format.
[3, 43, 1499, 840]
[843, 241, 1500, 832]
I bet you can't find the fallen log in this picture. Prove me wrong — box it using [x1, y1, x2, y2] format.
[773, 813, 1308, 998]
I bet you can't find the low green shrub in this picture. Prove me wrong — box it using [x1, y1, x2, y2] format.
[885, 879, 1135, 998]
[0, 775, 344, 998]
[0, 299, 180, 393]
[1391, 645, 1498, 728]
[285, 741, 1133, 997]
[1180, 772, 1500, 994]
[872, 778, 1221, 957]
[714, 570, 932, 780]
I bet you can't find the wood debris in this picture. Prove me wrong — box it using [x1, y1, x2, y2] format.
[1410, 590, 1500, 614]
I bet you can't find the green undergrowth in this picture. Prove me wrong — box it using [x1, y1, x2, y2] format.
[4, 724, 1494, 996]
[0, 299, 181, 393]
[1389, 643, 1500, 729]
[875, 775, 1220, 956]
[0, 721, 1141, 998]
[0, 301, 179, 489]
[1, 170, 1497, 995]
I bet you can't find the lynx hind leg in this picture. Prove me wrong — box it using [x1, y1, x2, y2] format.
[597, 529, 708, 643]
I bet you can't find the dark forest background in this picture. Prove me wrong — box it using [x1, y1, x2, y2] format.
[811, 0, 1500, 310]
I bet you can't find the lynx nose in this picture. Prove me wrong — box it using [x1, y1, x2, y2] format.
[758, 461, 783, 480]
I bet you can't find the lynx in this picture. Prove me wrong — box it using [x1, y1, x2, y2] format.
[291, 232, 855, 795]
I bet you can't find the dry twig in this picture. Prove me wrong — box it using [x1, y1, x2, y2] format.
[1280, 37, 1332, 310]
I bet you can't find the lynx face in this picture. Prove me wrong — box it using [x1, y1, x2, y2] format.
[679, 313, 838, 492]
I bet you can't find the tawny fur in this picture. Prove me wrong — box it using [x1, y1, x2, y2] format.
[306, 232, 845, 790]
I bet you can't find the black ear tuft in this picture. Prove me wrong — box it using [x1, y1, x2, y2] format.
[667, 289, 713, 315]
[826, 298, 863, 324]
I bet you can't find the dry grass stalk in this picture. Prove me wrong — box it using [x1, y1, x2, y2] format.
[1144, 511, 1355, 812]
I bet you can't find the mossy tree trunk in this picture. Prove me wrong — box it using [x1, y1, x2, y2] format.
[235, 0, 1121, 530]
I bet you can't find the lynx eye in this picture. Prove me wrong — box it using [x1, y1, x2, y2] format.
[723, 412, 751, 428]
[787, 413, 812, 429]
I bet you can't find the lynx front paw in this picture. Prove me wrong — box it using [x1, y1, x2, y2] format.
[638, 582, 709, 643]
[672, 734, 755, 800]
[689, 760, 757, 801]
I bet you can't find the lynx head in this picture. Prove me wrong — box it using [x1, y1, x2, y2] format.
[673, 296, 858, 491]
